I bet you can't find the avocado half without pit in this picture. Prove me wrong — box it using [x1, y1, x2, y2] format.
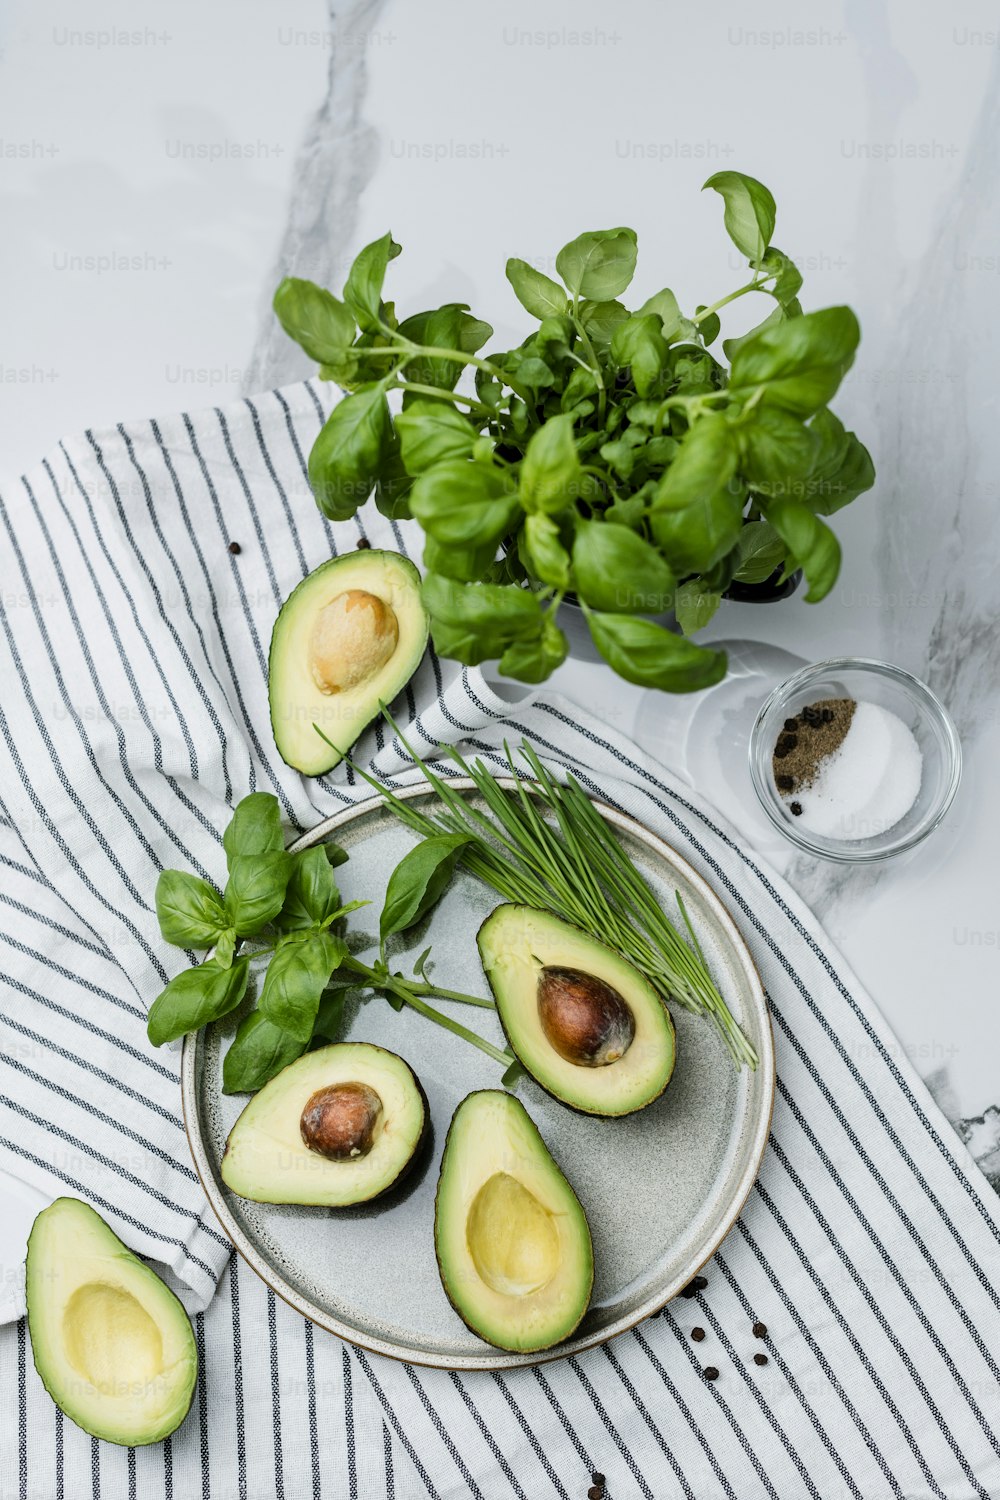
[478, 905, 676, 1116]
[26, 1198, 197, 1446]
[221, 1042, 427, 1206]
[435, 1091, 594, 1352]
[268, 549, 429, 775]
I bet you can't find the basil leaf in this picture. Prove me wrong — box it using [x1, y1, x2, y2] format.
[732, 520, 787, 584]
[762, 499, 841, 602]
[652, 416, 745, 574]
[343, 231, 401, 331]
[729, 307, 860, 417]
[147, 956, 250, 1047]
[674, 579, 723, 636]
[722, 303, 787, 364]
[519, 415, 581, 515]
[695, 306, 722, 347]
[739, 407, 820, 497]
[400, 303, 481, 391]
[759, 246, 803, 308]
[522, 513, 571, 589]
[222, 793, 284, 869]
[224, 852, 293, 936]
[380, 834, 471, 941]
[636, 287, 683, 341]
[214, 930, 237, 970]
[422, 534, 498, 583]
[421, 574, 544, 666]
[272, 277, 356, 364]
[702, 171, 776, 265]
[498, 617, 568, 683]
[395, 400, 477, 473]
[610, 315, 669, 397]
[572, 522, 675, 614]
[275, 846, 342, 932]
[259, 931, 346, 1040]
[556, 228, 638, 301]
[155, 870, 227, 948]
[587, 614, 727, 693]
[505, 258, 567, 320]
[373, 433, 414, 521]
[805, 410, 876, 515]
[308, 386, 392, 521]
[222, 1010, 305, 1095]
[578, 299, 629, 348]
[410, 460, 520, 547]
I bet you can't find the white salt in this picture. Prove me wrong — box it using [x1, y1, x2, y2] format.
[791, 700, 923, 840]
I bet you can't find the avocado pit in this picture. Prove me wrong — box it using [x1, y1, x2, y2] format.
[308, 589, 399, 696]
[537, 965, 636, 1068]
[300, 1081, 384, 1161]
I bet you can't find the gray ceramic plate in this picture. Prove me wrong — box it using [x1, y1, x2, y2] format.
[182, 781, 774, 1371]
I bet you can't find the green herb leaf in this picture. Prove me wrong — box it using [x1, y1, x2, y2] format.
[258, 930, 346, 1040]
[805, 410, 876, 515]
[739, 406, 820, 497]
[399, 303, 485, 390]
[578, 299, 629, 347]
[213, 930, 237, 970]
[224, 852, 294, 937]
[674, 579, 723, 635]
[395, 400, 478, 473]
[522, 513, 571, 589]
[498, 617, 568, 683]
[573, 521, 675, 614]
[731, 520, 787, 583]
[587, 614, 727, 692]
[729, 306, 860, 417]
[519, 414, 581, 515]
[374, 434, 414, 521]
[651, 415, 745, 574]
[636, 288, 683, 341]
[422, 534, 499, 583]
[309, 385, 392, 521]
[155, 870, 227, 948]
[380, 834, 471, 941]
[702, 171, 776, 265]
[761, 499, 841, 601]
[343, 231, 401, 331]
[759, 246, 803, 308]
[505, 258, 567, 319]
[147, 957, 250, 1047]
[421, 574, 543, 665]
[272, 277, 356, 364]
[222, 1010, 305, 1095]
[610, 315, 670, 397]
[275, 846, 342, 931]
[222, 793, 284, 869]
[557, 228, 638, 301]
[410, 460, 520, 548]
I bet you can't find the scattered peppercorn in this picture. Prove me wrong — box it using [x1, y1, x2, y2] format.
[588, 1487, 603, 1500]
[790, 801, 803, 816]
[691, 1327, 706, 1343]
[591, 1475, 605, 1489]
[680, 1274, 708, 1298]
[776, 774, 794, 792]
[228, 541, 241, 555]
[752, 1321, 767, 1338]
[703, 1366, 719, 1382]
[783, 717, 799, 732]
[356, 537, 371, 549]
[753, 1353, 768, 1367]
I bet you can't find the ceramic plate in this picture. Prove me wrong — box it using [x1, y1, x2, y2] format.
[182, 782, 774, 1371]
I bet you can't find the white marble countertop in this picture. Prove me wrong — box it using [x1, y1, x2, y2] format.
[1, 0, 998, 1256]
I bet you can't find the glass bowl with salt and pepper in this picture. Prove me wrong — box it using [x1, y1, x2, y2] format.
[749, 658, 962, 862]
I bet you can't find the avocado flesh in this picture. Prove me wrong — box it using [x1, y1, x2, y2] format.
[221, 1042, 426, 1206]
[26, 1198, 197, 1446]
[435, 1091, 593, 1352]
[478, 905, 676, 1116]
[269, 549, 429, 776]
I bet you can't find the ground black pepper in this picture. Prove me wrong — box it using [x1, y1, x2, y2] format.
[772, 698, 855, 796]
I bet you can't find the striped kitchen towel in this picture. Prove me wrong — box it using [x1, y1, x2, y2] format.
[1, 380, 999, 1499]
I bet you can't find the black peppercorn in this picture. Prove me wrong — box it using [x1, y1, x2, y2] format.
[754, 1352, 768, 1367]
[703, 1366, 719, 1382]
[356, 537, 371, 549]
[228, 541, 241, 555]
[790, 801, 803, 816]
[752, 1321, 767, 1338]
[691, 1326, 706, 1342]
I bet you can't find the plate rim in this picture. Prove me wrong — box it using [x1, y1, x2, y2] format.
[181, 778, 775, 1371]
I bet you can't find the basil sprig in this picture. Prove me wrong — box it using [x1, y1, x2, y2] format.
[274, 172, 874, 690]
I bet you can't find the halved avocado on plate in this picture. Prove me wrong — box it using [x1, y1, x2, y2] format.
[26, 1198, 197, 1446]
[478, 904, 676, 1116]
[435, 1091, 593, 1352]
[269, 549, 428, 775]
[221, 1042, 427, 1206]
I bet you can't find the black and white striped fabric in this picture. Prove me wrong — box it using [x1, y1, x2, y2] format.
[1, 381, 999, 1499]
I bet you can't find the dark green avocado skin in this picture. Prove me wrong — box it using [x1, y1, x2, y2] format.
[476, 905, 676, 1118]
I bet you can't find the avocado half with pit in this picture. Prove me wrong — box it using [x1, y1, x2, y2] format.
[221, 1042, 427, 1206]
[26, 1198, 197, 1446]
[269, 549, 428, 775]
[478, 905, 676, 1116]
[435, 1091, 593, 1352]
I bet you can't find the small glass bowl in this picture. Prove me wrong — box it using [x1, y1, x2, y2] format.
[748, 657, 962, 862]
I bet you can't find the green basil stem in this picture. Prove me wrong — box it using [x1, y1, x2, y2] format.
[391, 381, 494, 417]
